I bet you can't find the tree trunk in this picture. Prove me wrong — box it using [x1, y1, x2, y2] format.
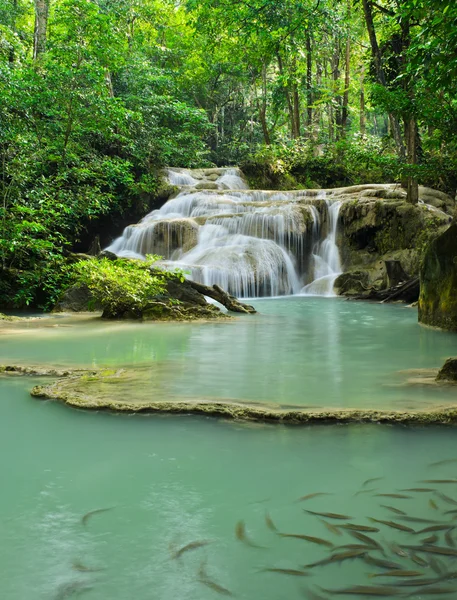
[256, 62, 271, 145]
[33, 0, 50, 60]
[277, 52, 295, 139]
[331, 43, 341, 139]
[341, 35, 350, 135]
[306, 31, 313, 133]
[360, 66, 366, 136]
[405, 117, 419, 204]
[361, 0, 405, 158]
[292, 82, 301, 138]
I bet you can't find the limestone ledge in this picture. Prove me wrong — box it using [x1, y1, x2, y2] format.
[18, 365, 457, 425]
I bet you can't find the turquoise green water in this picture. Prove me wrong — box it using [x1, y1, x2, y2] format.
[2, 298, 457, 599]
[1, 297, 456, 409]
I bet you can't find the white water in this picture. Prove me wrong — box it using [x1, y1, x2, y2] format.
[300, 200, 343, 297]
[105, 168, 344, 297]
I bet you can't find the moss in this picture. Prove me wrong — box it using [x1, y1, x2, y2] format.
[26, 366, 457, 426]
[419, 223, 457, 331]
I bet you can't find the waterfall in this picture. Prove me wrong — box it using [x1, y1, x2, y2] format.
[300, 199, 343, 297]
[105, 168, 344, 298]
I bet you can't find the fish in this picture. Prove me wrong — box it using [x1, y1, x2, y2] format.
[421, 480, 457, 484]
[380, 505, 406, 516]
[355, 488, 376, 496]
[445, 529, 455, 547]
[335, 543, 372, 550]
[436, 492, 457, 506]
[72, 561, 104, 573]
[55, 581, 93, 600]
[421, 534, 439, 544]
[363, 477, 384, 487]
[363, 555, 404, 570]
[400, 488, 435, 492]
[429, 556, 445, 574]
[369, 570, 424, 578]
[81, 507, 113, 526]
[265, 512, 277, 532]
[172, 540, 212, 559]
[405, 586, 457, 595]
[388, 542, 408, 557]
[410, 552, 428, 567]
[403, 544, 457, 556]
[319, 519, 342, 536]
[428, 459, 457, 467]
[348, 531, 384, 551]
[399, 516, 443, 524]
[279, 533, 334, 548]
[319, 585, 402, 596]
[297, 492, 331, 502]
[368, 518, 415, 533]
[304, 510, 350, 520]
[235, 521, 264, 548]
[339, 523, 380, 532]
[198, 562, 233, 596]
[307, 548, 367, 568]
[418, 524, 454, 533]
[429, 498, 439, 510]
[260, 567, 309, 576]
[302, 590, 329, 600]
[375, 493, 411, 499]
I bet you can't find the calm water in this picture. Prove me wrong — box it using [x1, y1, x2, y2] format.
[1, 297, 457, 409]
[1, 298, 457, 599]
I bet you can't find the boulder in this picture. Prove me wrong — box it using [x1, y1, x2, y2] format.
[419, 222, 457, 331]
[53, 284, 99, 312]
[195, 182, 219, 190]
[436, 358, 457, 382]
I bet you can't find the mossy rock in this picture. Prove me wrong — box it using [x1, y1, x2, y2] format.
[436, 358, 457, 382]
[419, 223, 457, 331]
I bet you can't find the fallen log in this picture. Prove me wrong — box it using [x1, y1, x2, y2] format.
[352, 277, 419, 304]
[187, 280, 256, 314]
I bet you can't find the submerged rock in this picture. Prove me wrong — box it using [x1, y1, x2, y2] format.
[419, 222, 457, 331]
[29, 365, 457, 425]
[436, 358, 457, 383]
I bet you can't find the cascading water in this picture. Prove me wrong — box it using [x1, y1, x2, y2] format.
[300, 199, 343, 297]
[105, 168, 344, 298]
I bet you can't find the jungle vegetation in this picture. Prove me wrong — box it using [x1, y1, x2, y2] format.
[0, 0, 456, 308]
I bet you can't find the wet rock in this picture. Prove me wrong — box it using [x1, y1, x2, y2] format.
[334, 271, 371, 296]
[195, 182, 219, 190]
[419, 222, 457, 331]
[436, 358, 457, 384]
[53, 284, 99, 313]
[436, 358, 457, 383]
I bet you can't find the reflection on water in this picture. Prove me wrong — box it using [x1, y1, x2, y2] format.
[2, 380, 457, 599]
[1, 297, 456, 410]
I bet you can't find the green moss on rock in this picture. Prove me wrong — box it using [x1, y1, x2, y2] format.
[419, 223, 457, 331]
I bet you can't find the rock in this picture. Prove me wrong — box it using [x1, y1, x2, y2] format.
[436, 358, 457, 382]
[385, 260, 409, 287]
[334, 271, 371, 296]
[195, 182, 219, 190]
[53, 284, 99, 313]
[419, 222, 457, 331]
[98, 250, 118, 260]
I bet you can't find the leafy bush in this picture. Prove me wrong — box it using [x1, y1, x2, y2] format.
[73, 256, 180, 318]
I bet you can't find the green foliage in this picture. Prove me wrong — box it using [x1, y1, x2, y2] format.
[73, 256, 169, 317]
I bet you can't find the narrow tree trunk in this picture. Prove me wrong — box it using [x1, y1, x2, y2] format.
[256, 62, 271, 145]
[361, 0, 405, 158]
[405, 116, 419, 204]
[360, 66, 366, 136]
[33, 0, 50, 60]
[341, 36, 350, 135]
[292, 83, 301, 138]
[277, 52, 295, 139]
[331, 43, 342, 139]
[306, 31, 313, 134]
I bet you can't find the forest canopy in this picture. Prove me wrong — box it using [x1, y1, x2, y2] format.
[1, 0, 456, 308]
